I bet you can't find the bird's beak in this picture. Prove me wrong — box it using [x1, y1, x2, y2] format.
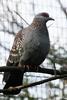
[48, 17, 54, 21]
[46, 17, 54, 22]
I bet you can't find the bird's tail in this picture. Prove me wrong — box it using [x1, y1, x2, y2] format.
[3, 70, 24, 95]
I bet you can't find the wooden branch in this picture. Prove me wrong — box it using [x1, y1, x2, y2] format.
[0, 65, 67, 94]
[1, 74, 67, 94]
[0, 66, 67, 75]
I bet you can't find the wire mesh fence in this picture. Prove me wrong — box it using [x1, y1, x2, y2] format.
[0, 0, 67, 99]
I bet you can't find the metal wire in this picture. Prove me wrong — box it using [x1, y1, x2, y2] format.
[0, 0, 67, 99]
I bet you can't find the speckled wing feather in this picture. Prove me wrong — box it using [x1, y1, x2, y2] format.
[7, 29, 24, 66]
[3, 29, 25, 95]
[3, 30, 24, 82]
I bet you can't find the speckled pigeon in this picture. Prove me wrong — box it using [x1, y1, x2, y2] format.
[3, 12, 54, 95]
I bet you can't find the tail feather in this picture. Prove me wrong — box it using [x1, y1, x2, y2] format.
[3, 70, 23, 95]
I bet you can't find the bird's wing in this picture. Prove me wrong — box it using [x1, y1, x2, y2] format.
[7, 30, 24, 66]
[3, 29, 24, 82]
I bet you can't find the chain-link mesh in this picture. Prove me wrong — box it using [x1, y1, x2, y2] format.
[0, 0, 67, 99]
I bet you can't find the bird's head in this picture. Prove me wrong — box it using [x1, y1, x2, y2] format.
[34, 12, 54, 23]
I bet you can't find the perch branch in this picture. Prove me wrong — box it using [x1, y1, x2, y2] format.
[0, 65, 67, 93]
[0, 74, 67, 93]
[0, 65, 66, 75]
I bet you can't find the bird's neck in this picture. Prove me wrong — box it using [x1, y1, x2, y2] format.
[31, 18, 46, 29]
[30, 18, 49, 37]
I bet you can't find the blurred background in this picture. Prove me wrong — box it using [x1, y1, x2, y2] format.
[0, 0, 67, 99]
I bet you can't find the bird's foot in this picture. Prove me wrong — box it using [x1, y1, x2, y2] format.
[26, 65, 38, 72]
[18, 64, 38, 72]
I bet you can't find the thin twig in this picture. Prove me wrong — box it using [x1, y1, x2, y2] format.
[1, 74, 67, 93]
[0, 43, 10, 51]
[58, 0, 67, 18]
[14, 11, 29, 26]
